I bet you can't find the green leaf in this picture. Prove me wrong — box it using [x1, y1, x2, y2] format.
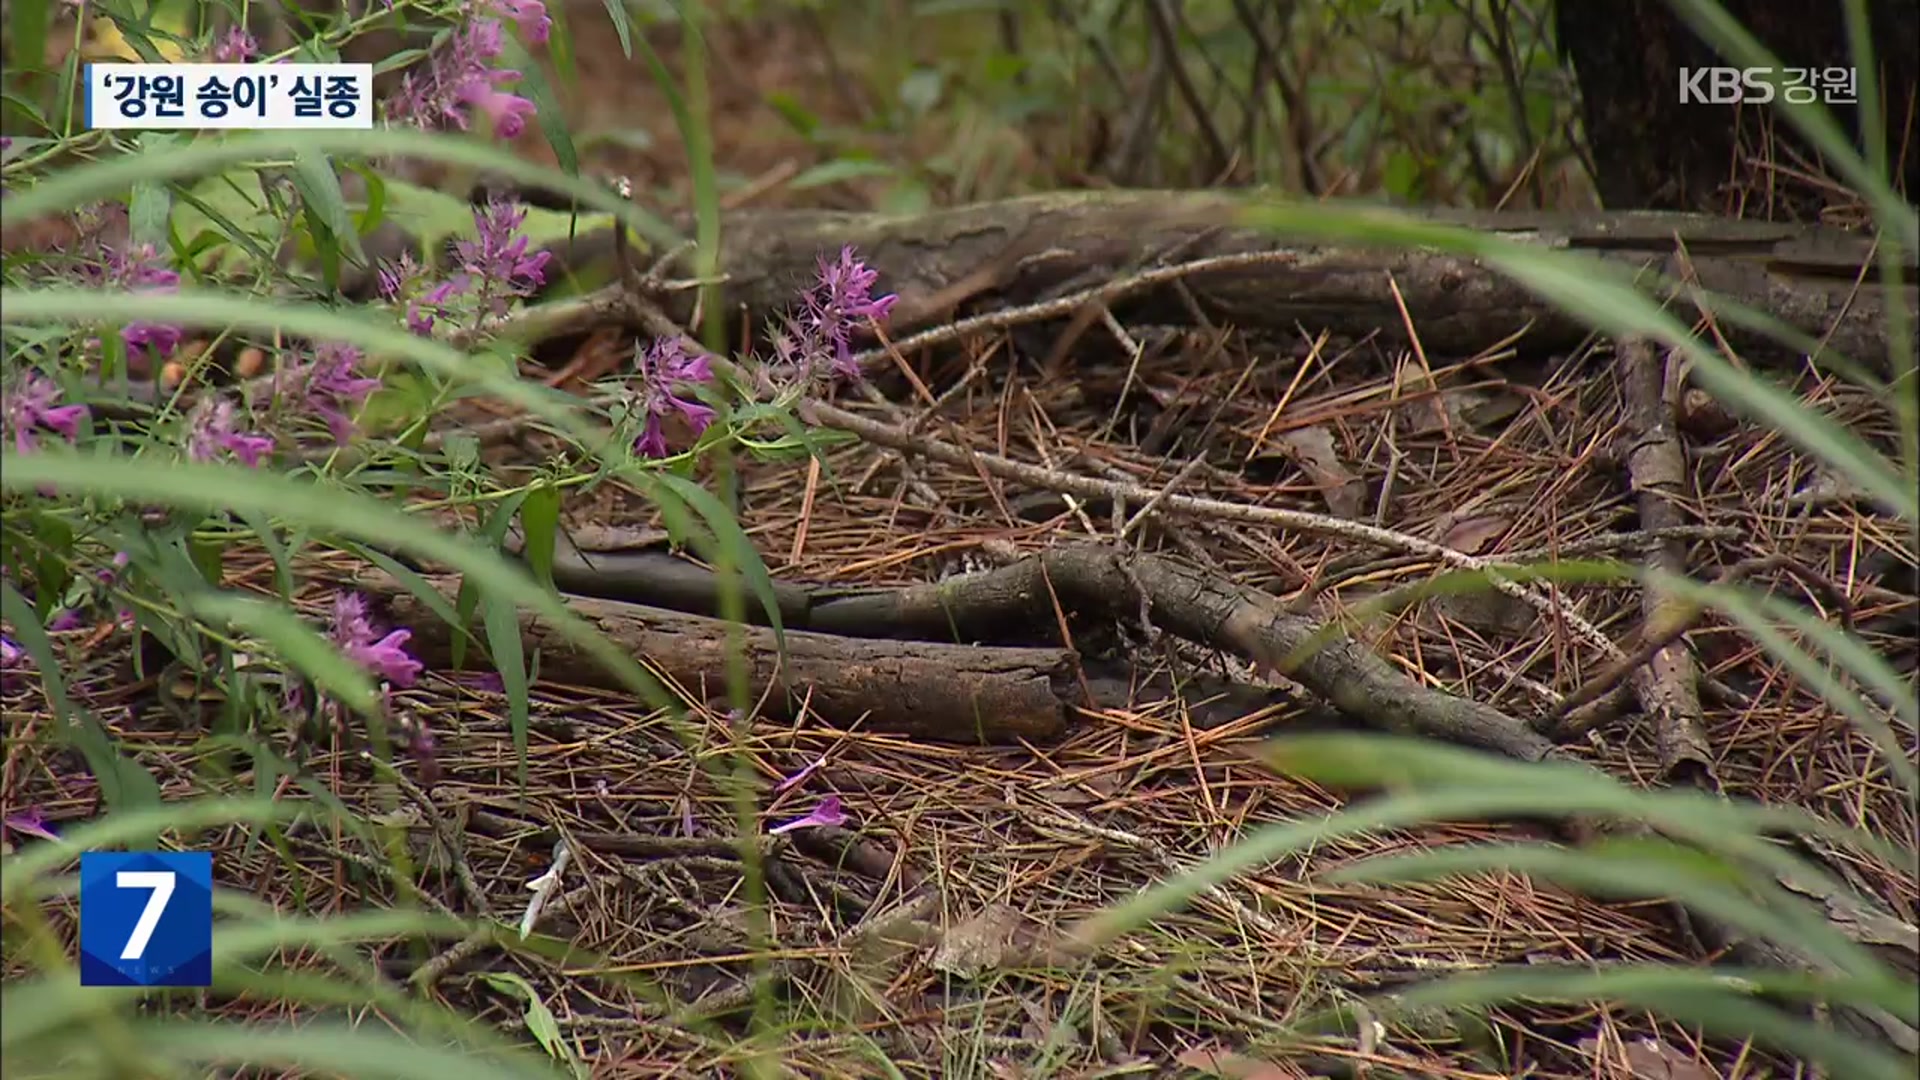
[30, 513, 73, 621]
[346, 161, 388, 235]
[291, 149, 366, 267]
[1655, 570, 1919, 798]
[127, 177, 172, 248]
[1, 798, 302, 901]
[483, 592, 531, 792]
[503, 37, 579, 182]
[477, 971, 579, 1071]
[518, 485, 562, 593]
[651, 472, 786, 651]
[188, 528, 226, 587]
[598, 0, 634, 58]
[789, 158, 897, 190]
[6, 0, 50, 70]
[186, 591, 378, 718]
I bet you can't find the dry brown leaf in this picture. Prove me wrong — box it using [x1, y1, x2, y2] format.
[1400, 387, 1528, 435]
[1578, 1035, 1717, 1080]
[1276, 426, 1367, 519]
[1436, 513, 1514, 555]
[1174, 1043, 1300, 1079]
[930, 903, 1041, 978]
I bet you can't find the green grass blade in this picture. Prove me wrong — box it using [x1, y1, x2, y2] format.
[0, 129, 677, 250]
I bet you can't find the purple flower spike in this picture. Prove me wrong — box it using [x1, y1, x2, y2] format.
[630, 336, 716, 459]
[211, 27, 258, 62]
[4, 371, 90, 453]
[377, 252, 446, 336]
[329, 592, 424, 689]
[769, 795, 846, 835]
[2, 807, 60, 844]
[386, 19, 537, 143]
[277, 343, 381, 445]
[453, 200, 551, 316]
[771, 244, 898, 386]
[491, 0, 552, 43]
[185, 397, 275, 467]
[95, 241, 184, 360]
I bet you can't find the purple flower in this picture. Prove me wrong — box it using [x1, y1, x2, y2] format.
[630, 336, 716, 459]
[461, 81, 537, 139]
[97, 551, 130, 584]
[396, 708, 439, 787]
[4, 371, 90, 453]
[450, 200, 551, 316]
[185, 397, 275, 466]
[91, 242, 183, 360]
[276, 343, 382, 445]
[210, 27, 258, 62]
[2, 807, 59, 844]
[377, 252, 445, 336]
[0, 635, 30, 692]
[329, 592, 424, 689]
[774, 245, 897, 385]
[489, 0, 552, 44]
[769, 795, 846, 835]
[46, 609, 85, 632]
[386, 20, 536, 143]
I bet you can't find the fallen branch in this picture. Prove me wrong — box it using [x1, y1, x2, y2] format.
[1613, 337, 1717, 785]
[356, 536, 1563, 761]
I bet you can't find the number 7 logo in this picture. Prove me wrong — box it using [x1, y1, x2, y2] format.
[79, 852, 213, 987]
[114, 870, 176, 960]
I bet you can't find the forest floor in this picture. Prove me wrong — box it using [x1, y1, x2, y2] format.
[6, 6, 1916, 1080]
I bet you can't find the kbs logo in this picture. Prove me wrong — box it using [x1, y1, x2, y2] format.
[1679, 67, 1859, 105]
[78, 852, 213, 987]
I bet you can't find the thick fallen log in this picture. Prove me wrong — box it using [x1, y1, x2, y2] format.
[356, 567, 1079, 742]
[431, 191, 1910, 371]
[347, 567, 1310, 742]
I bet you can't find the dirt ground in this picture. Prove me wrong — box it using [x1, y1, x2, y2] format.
[6, 5, 1917, 1080]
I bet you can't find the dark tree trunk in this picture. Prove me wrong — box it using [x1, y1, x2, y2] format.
[1555, 0, 1919, 218]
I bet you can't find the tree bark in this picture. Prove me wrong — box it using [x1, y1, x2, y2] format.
[501, 193, 1910, 373]
[1555, 0, 1919, 216]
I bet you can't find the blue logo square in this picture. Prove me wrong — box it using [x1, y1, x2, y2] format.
[79, 852, 213, 988]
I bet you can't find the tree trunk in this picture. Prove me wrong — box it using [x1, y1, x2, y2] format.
[1555, 0, 1919, 216]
